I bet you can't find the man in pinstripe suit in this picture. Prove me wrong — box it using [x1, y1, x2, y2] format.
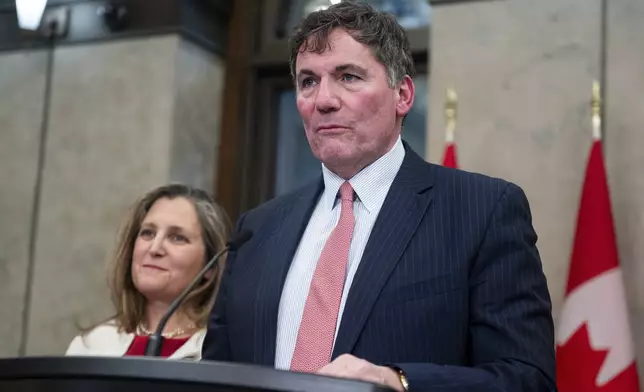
[203, 2, 556, 391]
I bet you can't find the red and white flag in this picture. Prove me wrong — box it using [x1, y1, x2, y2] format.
[555, 138, 640, 391]
[441, 140, 458, 169]
[441, 87, 459, 169]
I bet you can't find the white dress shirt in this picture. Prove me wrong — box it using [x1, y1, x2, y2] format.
[274, 136, 406, 370]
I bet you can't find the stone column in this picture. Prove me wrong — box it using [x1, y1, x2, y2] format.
[0, 49, 48, 356]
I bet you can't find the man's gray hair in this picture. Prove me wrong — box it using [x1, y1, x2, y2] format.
[288, 1, 416, 88]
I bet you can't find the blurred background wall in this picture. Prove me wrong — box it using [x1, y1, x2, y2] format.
[1, 0, 643, 383]
[428, 0, 644, 379]
[0, 0, 228, 355]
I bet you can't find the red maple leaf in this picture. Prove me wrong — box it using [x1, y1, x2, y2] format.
[556, 323, 640, 391]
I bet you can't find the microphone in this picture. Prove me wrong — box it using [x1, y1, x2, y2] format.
[144, 229, 253, 356]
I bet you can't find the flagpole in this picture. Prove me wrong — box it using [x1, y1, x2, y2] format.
[592, 80, 601, 141]
[444, 87, 457, 143]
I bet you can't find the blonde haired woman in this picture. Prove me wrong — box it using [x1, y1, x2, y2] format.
[66, 184, 231, 360]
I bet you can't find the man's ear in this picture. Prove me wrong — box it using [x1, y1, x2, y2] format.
[395, 75, 415, 117]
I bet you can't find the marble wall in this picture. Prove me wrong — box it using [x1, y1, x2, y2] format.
[0, 50, 48, 356]
[26, 36, 177, 355]
[170, 39, 226, 194]
[605, 0, 644, 380]
[428, 0, 601, 322]
[428, 0, 644, 381]
[0, 35, 225, 356]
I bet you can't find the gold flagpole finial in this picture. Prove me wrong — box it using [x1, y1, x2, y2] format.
[444, 87, 458, 143]
[592, 80, 601, 140]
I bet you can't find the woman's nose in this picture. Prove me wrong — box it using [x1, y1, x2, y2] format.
[148, 236, 166, 256]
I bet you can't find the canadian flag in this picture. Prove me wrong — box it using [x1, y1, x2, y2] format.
[441, 141, 459, 169]
[441, 87, 459, 169]
[555, 139, 640, 391]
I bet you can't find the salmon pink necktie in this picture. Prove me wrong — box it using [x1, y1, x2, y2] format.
[290, 181, 355, 373]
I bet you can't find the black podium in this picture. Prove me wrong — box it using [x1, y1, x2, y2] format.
[0, 357, 392, 392]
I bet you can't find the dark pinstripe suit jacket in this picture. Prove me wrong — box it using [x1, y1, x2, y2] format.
[203, 143, 556, 391]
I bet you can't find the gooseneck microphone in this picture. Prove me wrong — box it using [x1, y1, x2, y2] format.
[144, 230, 253, 356]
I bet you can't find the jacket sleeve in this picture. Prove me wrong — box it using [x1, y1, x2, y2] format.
[394, 182, 556, 392]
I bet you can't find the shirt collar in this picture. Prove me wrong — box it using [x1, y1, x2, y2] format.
[321, 136, 405, 213]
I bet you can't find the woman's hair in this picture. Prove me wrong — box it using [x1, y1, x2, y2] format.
[103, 184, 231, 333]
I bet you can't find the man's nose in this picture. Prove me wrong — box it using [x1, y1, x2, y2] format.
[315, 78, 341, 113]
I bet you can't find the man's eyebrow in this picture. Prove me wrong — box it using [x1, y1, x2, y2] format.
[296, 64, 367, 78]
[297, 69, 316, 78]
[334, 64, 367, 74]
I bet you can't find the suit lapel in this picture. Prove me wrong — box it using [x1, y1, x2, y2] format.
[332, 149, 435, 358]
[253, 179, 323, 366]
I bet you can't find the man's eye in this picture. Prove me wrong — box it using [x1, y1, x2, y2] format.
[342, 74, 358, 82]
[301, 78, 316, 88]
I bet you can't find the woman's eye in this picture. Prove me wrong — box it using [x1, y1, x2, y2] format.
[139, 229, 154, 239]
[170, 234, 188, 243]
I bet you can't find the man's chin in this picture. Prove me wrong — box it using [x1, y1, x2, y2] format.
[318, 152, 367, 179]
[318, 150, 354, 167]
